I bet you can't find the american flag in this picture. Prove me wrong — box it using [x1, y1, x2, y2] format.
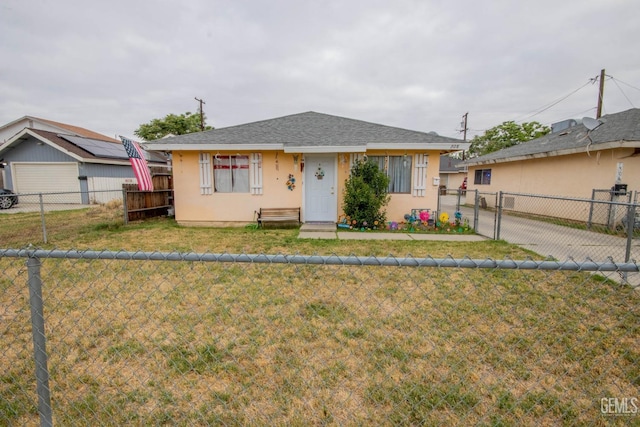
[120, 136, 154, 191]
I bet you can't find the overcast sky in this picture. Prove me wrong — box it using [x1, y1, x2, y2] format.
[1, 0, 639, 141]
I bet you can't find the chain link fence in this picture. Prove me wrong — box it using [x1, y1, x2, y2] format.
[445, 190, 640, 265]
[1, 249, 639, 426]
[0, 189, 173, 244]
[0, 191, 123, 245]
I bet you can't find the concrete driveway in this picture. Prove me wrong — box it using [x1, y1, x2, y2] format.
[440, 195, 639, 286]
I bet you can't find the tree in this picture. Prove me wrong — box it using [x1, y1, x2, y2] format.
[468, 121, 550, 157]
[342, 159, 390, 229]
[134, 112, 213, 140]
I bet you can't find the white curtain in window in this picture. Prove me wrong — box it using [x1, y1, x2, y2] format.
[369, 156, 385, 172]
[388, 156, 411, 193]
[214, 156, 232, 193]
[233, 156, 250, 193]
[214, 155, 251, 193]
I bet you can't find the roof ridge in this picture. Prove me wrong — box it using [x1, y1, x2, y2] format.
[29, 116, 119, 143]
[207, 111, 456, 140]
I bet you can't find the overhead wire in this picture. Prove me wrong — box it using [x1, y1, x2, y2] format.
[609, 76, 636, 108]
[609, 77, 640, 93]
[513, 79, 594, 123]
[463, 73, 640, 138]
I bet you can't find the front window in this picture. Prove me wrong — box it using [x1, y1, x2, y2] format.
[214, 155, 249, 192]
[474, 168, 491, 185]
[368, 155, 412, 193]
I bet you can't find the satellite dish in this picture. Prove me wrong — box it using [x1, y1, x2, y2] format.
[582, 117, 603, 131]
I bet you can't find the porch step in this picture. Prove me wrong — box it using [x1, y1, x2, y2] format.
[300, 223, 336, 232]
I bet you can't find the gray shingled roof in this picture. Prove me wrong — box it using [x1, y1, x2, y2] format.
[466, 108, 640, 166]
[148, 111, 462, 147]
[439, 154, 465, 172]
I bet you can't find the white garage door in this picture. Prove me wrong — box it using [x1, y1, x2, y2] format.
[13, 162, 82, 203]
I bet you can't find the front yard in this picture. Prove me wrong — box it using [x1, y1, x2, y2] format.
[1, 205, 638, 425]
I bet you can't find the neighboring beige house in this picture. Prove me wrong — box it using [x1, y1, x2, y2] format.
[464, 108, 640, 222]
[143, 111, 469, 226]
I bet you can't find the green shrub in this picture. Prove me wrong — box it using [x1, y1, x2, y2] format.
[342, 159, 390, 229]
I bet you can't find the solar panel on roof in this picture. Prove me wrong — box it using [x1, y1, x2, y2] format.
[59, 135, 132, 160]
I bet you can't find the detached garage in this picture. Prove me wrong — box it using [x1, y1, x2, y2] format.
[0, 128, 167, 205]
[13, 162, 82, 203]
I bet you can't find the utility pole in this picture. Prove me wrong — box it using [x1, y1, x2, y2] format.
[461, 112, 469, 160]
[461, 112, 468, 141]
[596, 69, 605, 119]
[195, 97, 206, 131]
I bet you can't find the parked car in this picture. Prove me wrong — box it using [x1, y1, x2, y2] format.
[0, 189, 18, 209]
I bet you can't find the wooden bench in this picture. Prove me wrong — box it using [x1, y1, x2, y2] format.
[256, 207, 301, 227]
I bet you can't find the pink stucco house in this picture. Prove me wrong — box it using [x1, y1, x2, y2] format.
[143, 112, 469, 226]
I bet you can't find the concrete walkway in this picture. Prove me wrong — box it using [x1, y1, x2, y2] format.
[298, 223, 487, 241]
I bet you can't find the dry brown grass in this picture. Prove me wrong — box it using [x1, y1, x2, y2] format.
[1, 206, 639, 425]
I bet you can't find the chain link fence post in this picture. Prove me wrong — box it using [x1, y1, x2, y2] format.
[473, 189, 479, 232]
[625, 203, 636, 263]
[496, 191, 504, 241]
[38, 193, 47, 244]
[27, 255, 53, 427]
[122, 188, 129, 225]
[587, 188, 596, 229]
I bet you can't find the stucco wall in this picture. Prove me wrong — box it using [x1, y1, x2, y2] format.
[386, 152, 441, 221]
[468, 148, 639, 200]
[173, 150, 443, 226]
[172, 151, 302, 225]
[467, 148, 640, 221]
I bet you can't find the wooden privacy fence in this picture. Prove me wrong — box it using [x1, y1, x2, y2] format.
[123, 174, 173, 223]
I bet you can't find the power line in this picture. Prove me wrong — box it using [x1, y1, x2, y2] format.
[513, 79, 593, 123]
[466, 71, 638, 137]
[610, 78, 636, 108]
[609, 76, 640, 92]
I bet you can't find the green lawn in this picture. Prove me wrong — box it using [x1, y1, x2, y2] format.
[1, 206, 638, 426]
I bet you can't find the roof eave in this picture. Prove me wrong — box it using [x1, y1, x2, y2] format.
[465, 139, 640, 166]
[366, 142, 470, 151]
[0, 129, 86, 161]
[141, 143, 285, 151]
[142, 142, 471, 153]
[284, 146, 364, 153]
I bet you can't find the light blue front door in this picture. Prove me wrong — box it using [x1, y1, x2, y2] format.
[304, 155, 337, 222]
